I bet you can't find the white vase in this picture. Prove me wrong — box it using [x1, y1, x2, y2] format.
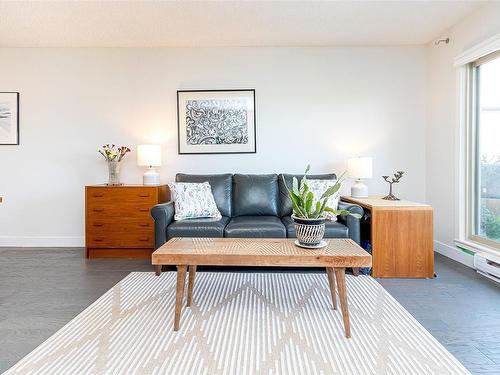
[107, 161, 122, 185]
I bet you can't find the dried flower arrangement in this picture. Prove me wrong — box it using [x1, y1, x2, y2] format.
[97, 144, 131, 162]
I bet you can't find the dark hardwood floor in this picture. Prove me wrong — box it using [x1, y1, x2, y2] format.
[378, 255, 500, 375]
[0, 248, 499, 374]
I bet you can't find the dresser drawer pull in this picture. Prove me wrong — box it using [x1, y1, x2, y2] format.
[93, 208, 104, 212]
[138, 237, 150, 242]
[93, 193, 104, 198]
[138, 193, 150, 197]
[94, 238, 104, 242]
[138, 208, 149, 212]
[139, 223, 150, 227]
[93, 223, 104, 227]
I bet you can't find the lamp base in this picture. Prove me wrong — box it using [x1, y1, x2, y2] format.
[351, 180, 368, 198]
[143, 167, 160, 186]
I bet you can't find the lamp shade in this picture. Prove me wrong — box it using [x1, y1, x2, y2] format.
[348, 157, 373, 179]
[137, 145, 162, 167]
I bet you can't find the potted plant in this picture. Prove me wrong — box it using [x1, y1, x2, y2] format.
[284, 165, 362, 248]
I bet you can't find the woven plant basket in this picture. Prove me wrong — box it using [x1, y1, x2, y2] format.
[292, 215, 326, 246]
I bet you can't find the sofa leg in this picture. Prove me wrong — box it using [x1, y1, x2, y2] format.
[154, 265, 162, 276]
[352, 267, 360, 276]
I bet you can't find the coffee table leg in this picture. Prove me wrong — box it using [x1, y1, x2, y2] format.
[352, 267, 360, 276]
[334, 267, 351, 338]
[154, 265, 161, 276]
[187, 265, 197, 307]
[174, 265, 187, 331]
[326, 267, 337, 310]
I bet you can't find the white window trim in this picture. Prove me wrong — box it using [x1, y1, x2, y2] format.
[454, 32, 500, 67]
[455, 32, 500, 256]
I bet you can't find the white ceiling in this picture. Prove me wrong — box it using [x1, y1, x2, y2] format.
[0, 1, 487, 47]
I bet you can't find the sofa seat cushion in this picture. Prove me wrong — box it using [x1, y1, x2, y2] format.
[224, 216, 286, 238]
[281, 216, 348, 239]
[167, 216, 230, 240]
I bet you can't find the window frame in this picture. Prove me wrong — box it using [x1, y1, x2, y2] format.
[465, 50, 500, 251]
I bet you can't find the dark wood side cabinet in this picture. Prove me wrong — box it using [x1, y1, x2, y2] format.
[85, 185, 169, 259]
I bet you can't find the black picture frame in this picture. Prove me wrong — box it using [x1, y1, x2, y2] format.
[0, 92, 20, 145]
[177, 89, 256, 154]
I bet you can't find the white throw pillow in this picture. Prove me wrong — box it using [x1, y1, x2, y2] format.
[169, 182, 222, 221]
[307, 179, 342, 221]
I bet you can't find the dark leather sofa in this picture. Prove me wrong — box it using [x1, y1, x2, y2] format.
[151, 173, 364, 249]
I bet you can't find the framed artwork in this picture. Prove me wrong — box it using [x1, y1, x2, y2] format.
[0, 92, 19, 145]
[177, 89, 256, 154]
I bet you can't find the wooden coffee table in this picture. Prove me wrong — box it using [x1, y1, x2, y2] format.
[152, 237, 372, 338]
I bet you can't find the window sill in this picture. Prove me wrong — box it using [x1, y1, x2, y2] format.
[454, 239, 500, 258]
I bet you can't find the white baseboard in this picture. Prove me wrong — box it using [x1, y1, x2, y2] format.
[0, 237, 480, 262]
[434, 240, 474, 268]
[0, 236, 84, 247]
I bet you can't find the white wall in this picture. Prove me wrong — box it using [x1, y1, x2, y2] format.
[426, 3, 500, 266]
[0, 47, 427, 246]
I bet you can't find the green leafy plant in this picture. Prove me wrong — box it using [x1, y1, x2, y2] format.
[283, 165, 362, 220]
[480, 204, 500, 241]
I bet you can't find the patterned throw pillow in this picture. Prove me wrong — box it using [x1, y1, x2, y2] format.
[306, 179, 342, 221]
[169, 182, 222, 221]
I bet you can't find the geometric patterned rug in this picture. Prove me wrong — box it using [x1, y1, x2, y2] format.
[5, 272, 470, 375]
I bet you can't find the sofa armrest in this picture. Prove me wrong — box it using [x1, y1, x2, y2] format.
[338, 201, 364, 245]
[151, 201, 175, 249]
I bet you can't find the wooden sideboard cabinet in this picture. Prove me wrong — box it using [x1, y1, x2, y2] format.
[85, 185, 169, 259]
[341, 196, 434, 278]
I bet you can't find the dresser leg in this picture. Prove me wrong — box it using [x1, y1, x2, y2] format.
[154, 265, 162, 276]
[335, 267, 351, 338]
[174, 265, 187, 331]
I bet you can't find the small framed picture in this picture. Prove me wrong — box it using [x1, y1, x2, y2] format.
[0, 92, 20, 145]
[177, 89, 256, 154]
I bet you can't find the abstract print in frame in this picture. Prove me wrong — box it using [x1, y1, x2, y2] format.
[0, 92, 19, 145]
[177, 89, 256, 154]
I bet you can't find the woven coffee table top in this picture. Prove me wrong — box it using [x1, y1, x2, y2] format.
[152, 238, 372, 268]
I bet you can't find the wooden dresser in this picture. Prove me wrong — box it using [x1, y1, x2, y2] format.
[341, 196, 434, 278]
[85, 185, 169, 259]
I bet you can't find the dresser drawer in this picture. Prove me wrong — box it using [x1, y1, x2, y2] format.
[87, 202, 153, 218]
[86, 231, 154, 248]
[87, 218, 153, 232]
[87, 187, 157, 205]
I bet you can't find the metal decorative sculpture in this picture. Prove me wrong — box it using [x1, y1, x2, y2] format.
[382, 171, 404, 200]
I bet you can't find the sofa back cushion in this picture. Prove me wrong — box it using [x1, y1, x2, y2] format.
[233, 174, 279, 217]
[278, 173, 337, 217]
[176, 173, 232, 217]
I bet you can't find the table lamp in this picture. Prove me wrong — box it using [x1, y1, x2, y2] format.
[347, 157, 373, 198]
[137, 145, 162, 186]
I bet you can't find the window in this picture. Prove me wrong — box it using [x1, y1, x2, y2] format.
[468, 51, 500, 250]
